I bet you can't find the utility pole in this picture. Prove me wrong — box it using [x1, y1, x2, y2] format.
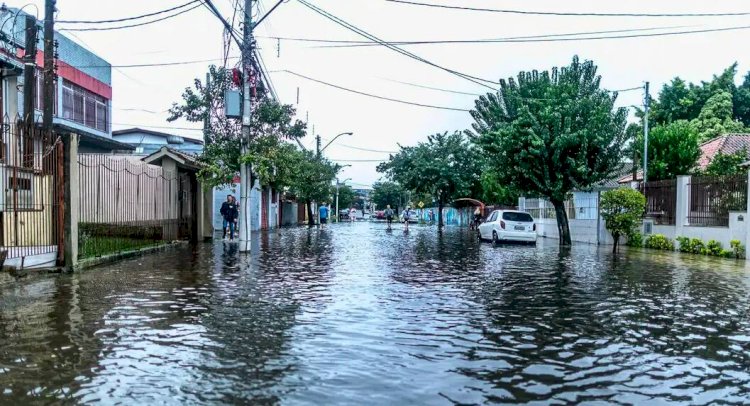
[238, 0, 254, 252]
[42, 0, 56, 131]
[23, 15, 37, 129]
[643, 81, 650, 185]
[335, 178, 340, 223]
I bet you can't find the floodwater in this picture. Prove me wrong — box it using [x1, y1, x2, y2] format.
[2, 223, 750, 405]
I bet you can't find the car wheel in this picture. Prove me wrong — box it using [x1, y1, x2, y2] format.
[477, 229, 483, 241]
[492, 231, 499, 246]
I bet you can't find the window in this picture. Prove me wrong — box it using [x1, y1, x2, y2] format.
[61, 80, 109, 132]
[502, 212, 534, 222]
[488, 211, 499, 222]
[33, 69, 57, 114]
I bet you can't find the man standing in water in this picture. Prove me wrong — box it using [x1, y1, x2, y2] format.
[319, 202, 330, 227]
[384, 205, 394, 230]
[220, 195, 239, 240]
[402, 206, 412, 232]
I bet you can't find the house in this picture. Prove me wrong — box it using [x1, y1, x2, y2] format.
[0, 6, 133, 153]
[112, 128, 204, 155]
[619, 134, 750, 183]
[0, 7, 136, 267]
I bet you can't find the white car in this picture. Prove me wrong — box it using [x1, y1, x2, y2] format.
[478, 210, 537, 244]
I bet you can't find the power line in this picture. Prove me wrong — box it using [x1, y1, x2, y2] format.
[59, 3, 203, 31]
[335, 144, 398, 154]
[255, 0, 285, 28]
[74, 56, 239, 68]
[260, 24, 750, 48]
[256, 25, 691, 44]
[385, 0, 750, 17]
[57, 1, 200, 24]
[380, 78, 482, 96]
[296, 0, 498, 90]
[281, 70, 471, 112]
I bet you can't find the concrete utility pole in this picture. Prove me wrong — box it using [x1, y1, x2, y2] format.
[23, 15, 37, 128]
[43, 0, 56, 131]
[239, 0, 254, 252]
[643, 81, 650, 185]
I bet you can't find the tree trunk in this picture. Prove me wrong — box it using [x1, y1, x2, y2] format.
[551, 199, 572, 247]
[306, 201, 315, 226]
[437, 198, 444, 229]
[612, 232, 620, 253]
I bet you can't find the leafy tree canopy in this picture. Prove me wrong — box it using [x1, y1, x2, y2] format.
[704, 148, 748, 176]
[371, 181, 405, 211]
[168, 65, 307, 188]
[636, 120, 701, 181]
[470, 56, 628, 245]
[332, 184, 356, 211]
[650, 63, 750, 127]
[689, 91, 745, 142]
[377, 131, 480, 227]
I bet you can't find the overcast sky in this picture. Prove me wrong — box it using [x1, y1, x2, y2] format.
[15, 0, 750, 187]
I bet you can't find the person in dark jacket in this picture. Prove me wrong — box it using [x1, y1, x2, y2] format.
[220, 195, 239, 240]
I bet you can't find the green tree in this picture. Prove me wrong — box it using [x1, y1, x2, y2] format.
[168, 65, 306, 188]
[704, 149, 748, 176]
[371, 181, 405, 211]
[651, 77, 697, 124]
[735, 71, 750, 126]
[470, 56, 628, 246]
[636, 120, 701, 181]
[377, 131, 480, 228]
[600, 188, 646, 253]
[288, 150, 340, 225]
[333, 184, 356, 212]
[690, 91, 745, 142]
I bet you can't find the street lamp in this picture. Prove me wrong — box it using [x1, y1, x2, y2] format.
[336, 177, 352, 222]
[319, 132, 353, 155]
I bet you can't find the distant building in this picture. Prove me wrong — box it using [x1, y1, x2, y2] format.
[112, 128, 204, 155]
[0, 6, 131, 152]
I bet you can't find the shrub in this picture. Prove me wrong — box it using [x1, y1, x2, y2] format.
[690, 238, 706, 255]
[731, 239, 746, 259]
[704, 240, 723, 256]
[626, 231, 643, 247]
[676, 236, 691, 253]
[644, 234, 675, 251]
[600, 188, 646, 253]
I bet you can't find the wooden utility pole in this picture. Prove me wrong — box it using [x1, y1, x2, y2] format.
[23, 15, 37, 128]
[43, 0, 56, 131]
[238, 0, 254, 252]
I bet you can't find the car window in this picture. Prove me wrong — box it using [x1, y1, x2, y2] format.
[502, 212, 534, 222]
[488, 211, 498, 222]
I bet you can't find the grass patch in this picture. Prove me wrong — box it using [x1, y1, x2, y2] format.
[79, 236, 164, 260]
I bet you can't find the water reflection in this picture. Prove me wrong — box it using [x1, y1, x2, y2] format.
[1, 223, 750, 404]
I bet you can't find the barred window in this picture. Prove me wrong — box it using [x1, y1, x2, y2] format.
[61, 80, 109, 132]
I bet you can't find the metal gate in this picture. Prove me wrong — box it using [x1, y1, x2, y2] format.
[0, 123, 64, 268]
[178, 172, 196, 240]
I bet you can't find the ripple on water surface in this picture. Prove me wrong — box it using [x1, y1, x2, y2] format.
[1, 224, 750, 404]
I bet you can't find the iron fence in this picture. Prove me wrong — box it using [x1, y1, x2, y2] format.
[0, 123, 63, 265]
[639, 179, 677, 225]
[78, 154, 195, 259]
[688, 174, 748, 227]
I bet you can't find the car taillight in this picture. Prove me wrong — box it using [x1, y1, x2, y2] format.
[533, 223, 536, 231]
[500, 220, 506, 229]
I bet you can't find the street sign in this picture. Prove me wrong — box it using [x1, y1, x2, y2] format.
[418, 201, 424, 208]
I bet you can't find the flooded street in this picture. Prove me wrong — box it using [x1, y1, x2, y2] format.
[2, 223, 750, 404]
